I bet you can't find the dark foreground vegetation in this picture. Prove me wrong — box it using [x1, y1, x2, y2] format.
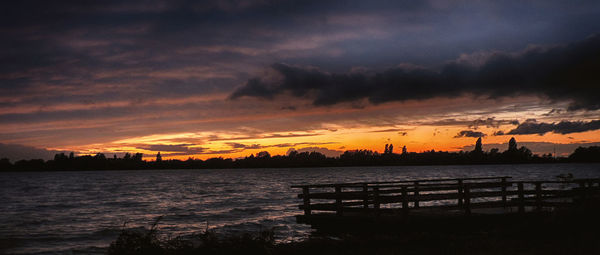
[109, 209, 600, 255]
[2, 138, 600, 171]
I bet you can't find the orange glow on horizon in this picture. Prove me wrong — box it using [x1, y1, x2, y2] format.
[54, 124, 600, 161]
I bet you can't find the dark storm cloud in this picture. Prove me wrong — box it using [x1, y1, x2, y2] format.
[231, 34, 600, 110]
[507, 119, 600, 135]
[454, 130, 487, 138]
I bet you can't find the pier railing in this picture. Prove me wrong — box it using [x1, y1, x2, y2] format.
[292, 176, 600, 217]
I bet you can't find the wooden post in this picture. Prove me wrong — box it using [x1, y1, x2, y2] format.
[535, 182, 542, 212]
[414, 181, 420, 208]
[518, 182, 525, 214]
[362, 184, 369, 211]
[302, 187, 311, 215]
[501, 177, 507, 208]
[402, 186, 409, 216]
[335, 185, 343, 216]
[373, 187, 380, 213]
[464, 184, 471, 216]
[457, 179, 464, 206]
[579, 181, 587, 203]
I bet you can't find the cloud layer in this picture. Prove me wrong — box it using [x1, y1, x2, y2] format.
[232, 35, 600, 110]
[454, 130, 487, 138]
[507, 119, 600, 135]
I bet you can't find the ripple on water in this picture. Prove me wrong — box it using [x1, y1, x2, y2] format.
[1, 164, 600, 254]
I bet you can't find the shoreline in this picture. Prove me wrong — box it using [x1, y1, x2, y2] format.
[107, 209, 600, 255]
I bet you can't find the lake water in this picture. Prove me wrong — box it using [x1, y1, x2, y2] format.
[1, 163, 600, 254]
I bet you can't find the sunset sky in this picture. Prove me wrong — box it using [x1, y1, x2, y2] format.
[1, 0, 600, 161]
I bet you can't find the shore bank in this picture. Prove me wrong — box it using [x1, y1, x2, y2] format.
[108, 209, 600, 255]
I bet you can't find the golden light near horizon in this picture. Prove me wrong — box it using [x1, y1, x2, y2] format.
[48, 121, 600, 161]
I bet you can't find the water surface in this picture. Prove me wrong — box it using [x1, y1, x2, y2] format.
[1, 164, 599, 254]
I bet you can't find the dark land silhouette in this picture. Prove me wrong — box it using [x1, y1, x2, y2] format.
[1, 138, 600, 171]
[107, 209, 600, 255]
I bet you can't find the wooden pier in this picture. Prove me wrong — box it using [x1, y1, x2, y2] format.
[292, 176, 600, 231]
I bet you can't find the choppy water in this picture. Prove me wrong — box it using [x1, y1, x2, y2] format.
[1, 163, 599, 254]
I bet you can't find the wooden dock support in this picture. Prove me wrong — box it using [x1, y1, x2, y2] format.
[402, 186, 409, 216]
[292, 176, 600, 226]
[457, 179, 463, 206]
[303, 187, 311, 215]
[362, 184, 369, 211]
[374, 187, 380, 215]
[578, 181, 587, 202]
[518, 182, 525, 214]
[464, 184, 471, 216]
[535, 182, 542, 212]
[501, 177, 507, 208]
[335, 185, 343, 216]
[414, 181, 420, 208]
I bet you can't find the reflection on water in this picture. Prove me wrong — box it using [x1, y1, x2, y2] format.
[1, 163, 599, 254]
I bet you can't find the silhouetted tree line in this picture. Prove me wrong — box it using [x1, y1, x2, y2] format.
[1, 138, 599, 171]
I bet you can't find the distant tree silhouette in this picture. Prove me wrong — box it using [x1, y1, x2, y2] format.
[474, 137, 483, 153]
[0, 158, 11, 171]
[384, 144, 389, 154]
[54, 153, 68, 161]
[470, 137, 484, 162]
[132, 153, 143, 162]
[508, 137, 518, 151]
[257, 151, 271, 158]
[3, 138, 599, 171]
[569, 146, 600, 162]
[502, 137, 532, 162]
